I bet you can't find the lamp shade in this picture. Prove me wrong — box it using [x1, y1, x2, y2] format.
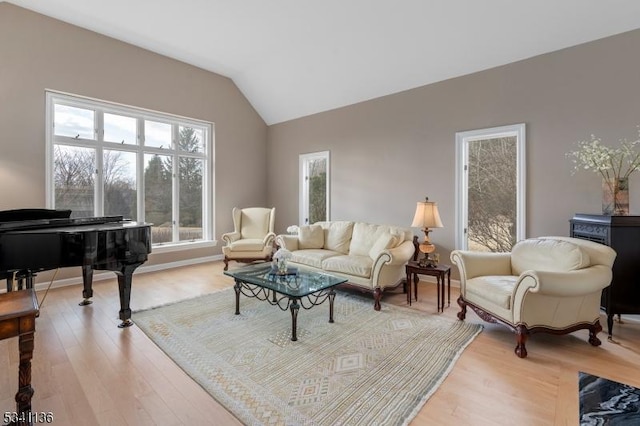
[411, 199, 443, 228]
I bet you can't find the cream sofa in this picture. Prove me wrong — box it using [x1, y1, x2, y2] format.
[451, 236, 616, 358]
[276, 221, 415, 310]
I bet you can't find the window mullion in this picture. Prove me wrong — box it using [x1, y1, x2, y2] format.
[95, 111, 104, 216]
[172, 125, 180, 242]
[137, 118, 145, 223]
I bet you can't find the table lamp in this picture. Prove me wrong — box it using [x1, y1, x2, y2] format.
[411, 197, 443, 267]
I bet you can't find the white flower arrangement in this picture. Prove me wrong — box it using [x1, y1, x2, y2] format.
[567, 132, 640, 182]
[273, 248, 293, 260]
[273, 248, 293, 274]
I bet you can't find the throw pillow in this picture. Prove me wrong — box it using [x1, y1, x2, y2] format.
[369, 233, 397, 260]
[324, 221, 354, 254]
[298, 224, 324, 249]
[511, 238, 590, 275]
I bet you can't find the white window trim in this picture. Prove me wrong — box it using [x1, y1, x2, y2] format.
[454, 123, 526, 250]
[45, 90, 215, 247]
[299, 151, 330, 225]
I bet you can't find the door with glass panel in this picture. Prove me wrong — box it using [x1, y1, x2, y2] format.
[455, 124, 526, 251]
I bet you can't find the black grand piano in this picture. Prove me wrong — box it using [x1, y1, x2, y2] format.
[0, 209, 151, 327]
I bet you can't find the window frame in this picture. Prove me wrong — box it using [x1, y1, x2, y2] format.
[45, 90, 215, 250]
[454, 123, 526, 251]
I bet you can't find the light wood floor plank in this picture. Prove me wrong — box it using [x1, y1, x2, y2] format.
[1, 261, 639, 425]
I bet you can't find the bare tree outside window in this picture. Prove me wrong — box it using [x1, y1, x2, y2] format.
[54, 146, 138, 219]
[104, 150, 137, 220]
[467, 137, 517, 252]
[54, 145, 95, 217]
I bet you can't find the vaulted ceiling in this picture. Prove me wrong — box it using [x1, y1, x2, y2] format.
[7, 0, 640, 124]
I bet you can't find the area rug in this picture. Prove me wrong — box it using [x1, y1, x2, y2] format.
[579, 372, 640, 425]
[134, 288, 482, 425]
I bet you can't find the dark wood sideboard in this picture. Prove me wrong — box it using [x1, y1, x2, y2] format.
[569, 214, 640, 338]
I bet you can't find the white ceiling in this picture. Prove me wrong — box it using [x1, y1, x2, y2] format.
[7, 0, 640, 124]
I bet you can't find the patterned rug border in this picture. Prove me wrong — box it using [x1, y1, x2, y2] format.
[134, 287, 482, 425]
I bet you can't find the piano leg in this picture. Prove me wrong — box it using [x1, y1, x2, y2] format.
[115, 264, 139, 328]
[79, 265, 94, 306]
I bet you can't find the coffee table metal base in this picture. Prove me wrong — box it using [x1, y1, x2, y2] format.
[233, 280, 336, 341]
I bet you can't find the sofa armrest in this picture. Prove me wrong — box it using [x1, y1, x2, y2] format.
[382, 240, 415, 266]
[275, 234, 299, 251]
[263, 232, 276, 246]
[450, 250, 512, 280]
[369, 240, 415, 289]
[222, 231, 240, 245]
[371, 240, 414, 272]
[515, 265, 613, 298]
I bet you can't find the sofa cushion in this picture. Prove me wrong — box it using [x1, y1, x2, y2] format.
[291, 249, 341, 269]
[298, 224, 324, 249]
[349, 223, 379, 256]
[466, 275, 518, 310]
[322, 255, 372, 279]
[511, 238, 591, 275]
[368, 232, 397, 260]
[322, 221, 354, 254]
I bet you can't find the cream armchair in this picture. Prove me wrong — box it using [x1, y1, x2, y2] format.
[450, 236, 616, 358]
[221, 207, 276, 271]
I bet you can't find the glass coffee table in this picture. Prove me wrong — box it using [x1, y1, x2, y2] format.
[224, 263, 347, 341]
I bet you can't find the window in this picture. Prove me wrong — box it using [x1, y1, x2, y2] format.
[299, 151, 330, 225]
[46, 91, 213, 247]
[455, 124, 526, 251]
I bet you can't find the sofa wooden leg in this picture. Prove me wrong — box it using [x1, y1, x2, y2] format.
[456, 295, 467, 321]
[588, 320, 603, 346]
[373, 288, 382, 311]
[223, 258, 229, 271]
[515, 325, 528, 358]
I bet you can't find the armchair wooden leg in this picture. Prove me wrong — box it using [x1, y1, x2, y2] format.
[588, 320, 603, 346]
[223, 257, 229, 271]
[515, 325, 528, 358]
[373, 288, 382, 311]
[456, 295, 467, 321]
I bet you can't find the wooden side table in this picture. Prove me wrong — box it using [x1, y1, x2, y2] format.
[405, 261, 451, 312]
[0, 288, 39, 426]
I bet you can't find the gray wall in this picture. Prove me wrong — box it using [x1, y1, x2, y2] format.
[267, 28, 640, 264]
[0, 3, 268, 273]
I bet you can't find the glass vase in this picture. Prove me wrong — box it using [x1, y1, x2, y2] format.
[602, 177, 629, 215]
[277, 258, 288, 274]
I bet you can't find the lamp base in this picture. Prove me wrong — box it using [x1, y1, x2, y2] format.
[418, 254, 436, 268]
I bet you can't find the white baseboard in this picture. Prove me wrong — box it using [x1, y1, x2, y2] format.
[2, 254, 224, 293]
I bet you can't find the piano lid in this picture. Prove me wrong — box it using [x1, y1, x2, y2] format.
[0, 215, 126, 232]
[0, 209, 72, 222]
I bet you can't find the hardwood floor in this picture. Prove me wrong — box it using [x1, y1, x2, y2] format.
[2, 261, 639, 425]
